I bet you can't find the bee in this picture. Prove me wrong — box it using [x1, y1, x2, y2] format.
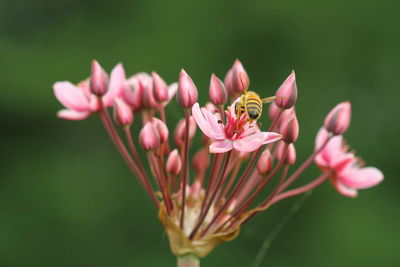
[235, 74, 278, 122]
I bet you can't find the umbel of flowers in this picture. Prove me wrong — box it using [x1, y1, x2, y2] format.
[53, 60, 383, 267]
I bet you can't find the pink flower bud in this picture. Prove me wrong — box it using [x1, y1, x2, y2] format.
[239, 151, 251, 162]
[152, 71, 169, 103]
[123, 76, 144, 112]
[287, 143, 296, 165]
[192, 147, 210, 175]
[324, 101, 351, 135]
[190, 180, 202, 198]
[224, 68, 234, 96]
[275, 71, 297, 109]
[113, 98, 133, 126]
[176, 69, 198, 108]
[275, 142, 296, 165]
[90, 60, 108, 96]
[268, 102, 281, 121]
[257, 149, 272, 175]
[209, 74, 228, 106]
[166, 149, 182, 175]
[279, 112, 299, 143]
[174, 116, 197, 147]
[139, 122, 160, 151]
[141, 80, 159, 109]
[230, 59, 249, 94]
[152, 118, 169, 143]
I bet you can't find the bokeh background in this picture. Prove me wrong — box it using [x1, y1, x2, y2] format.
[1, 0, 399, 266]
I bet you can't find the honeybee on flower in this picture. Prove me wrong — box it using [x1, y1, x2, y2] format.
[53, 59, 383, 267]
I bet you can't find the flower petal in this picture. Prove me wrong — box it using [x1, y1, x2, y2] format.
[57, 109, 91, 120]
[319, 135, 343, 167]
[192, 103, 224, 140]
[202, 107, 224, 138]
[335, 181, 358, 198]
[315, 127, 329, 150]
[340, 166, 384, 189]
[103, 63, 126, 107]
[210, 139, 233, 153]
[233, 132, 281, 152]
[53, 81, 90, 111]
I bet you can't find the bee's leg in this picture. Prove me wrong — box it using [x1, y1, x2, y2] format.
[235, 101, 243, 119]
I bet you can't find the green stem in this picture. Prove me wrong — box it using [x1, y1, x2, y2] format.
[177, 255, 200, 267]
[251, 191, 312, 267]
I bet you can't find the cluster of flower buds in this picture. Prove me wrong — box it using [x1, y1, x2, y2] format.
[53, 59, 383, 260]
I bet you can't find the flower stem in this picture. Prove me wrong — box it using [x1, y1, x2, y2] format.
[177, 255, 200, 267]
[268, 174, 329, 206]
[201, 148, 262, 237]
[278, 136, 331, 193]
[180, 110, 191, 228]
[189, 151, 232, 239]
[251, 191, 312, 267]
[98, 100, 159, 207]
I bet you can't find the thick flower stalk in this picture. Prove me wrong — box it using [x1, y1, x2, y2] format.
[53, 60, 383, 266]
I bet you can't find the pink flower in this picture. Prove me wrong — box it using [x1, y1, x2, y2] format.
[53, 80, 98, 120]
[192, 102, 282, 153]
[315, 128, 383, 197]
[54, 63, 126, 120]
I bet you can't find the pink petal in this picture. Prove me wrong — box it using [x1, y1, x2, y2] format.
[241, 121, 259, 136]
[53, 81, 90, 111]
[315, 127, 329, 150]
[335, 181, 358, 198]
[57, 109, 91, 120]
[233, 132, 281, 152]
[315, 154, 328, 168]
[191, 103, 224, 140]
[209, 139, 233, 153]
[202, 107, 224, 138]
[340, 166, 384, 189]
[320, 135, 343, 166]
[103, 63, 126, 107]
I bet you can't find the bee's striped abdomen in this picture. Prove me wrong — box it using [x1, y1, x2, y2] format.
[245, 92, 262, 120]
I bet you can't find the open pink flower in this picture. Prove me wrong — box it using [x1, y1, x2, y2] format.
[192, 102, 282, 153]
[54, 63, 126, 120]
[315, 128, 383, 197]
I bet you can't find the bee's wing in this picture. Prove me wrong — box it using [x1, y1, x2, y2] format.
[261, 96, 277, 104]
[261, 95, 286, 104]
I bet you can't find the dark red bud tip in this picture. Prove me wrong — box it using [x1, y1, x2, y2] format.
[113, 98, 133, 127]
[176, 69, 198, 108]
[90, 60, 108, 96]
[152, 71, 169, 102]
[324, 101, 351, 135]
[209, 74, 228, 106]
[275, 71, 297, 109]
[280, 112, 299, 143]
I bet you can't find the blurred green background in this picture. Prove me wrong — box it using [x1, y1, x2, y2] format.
[1, 0, 399, 266]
